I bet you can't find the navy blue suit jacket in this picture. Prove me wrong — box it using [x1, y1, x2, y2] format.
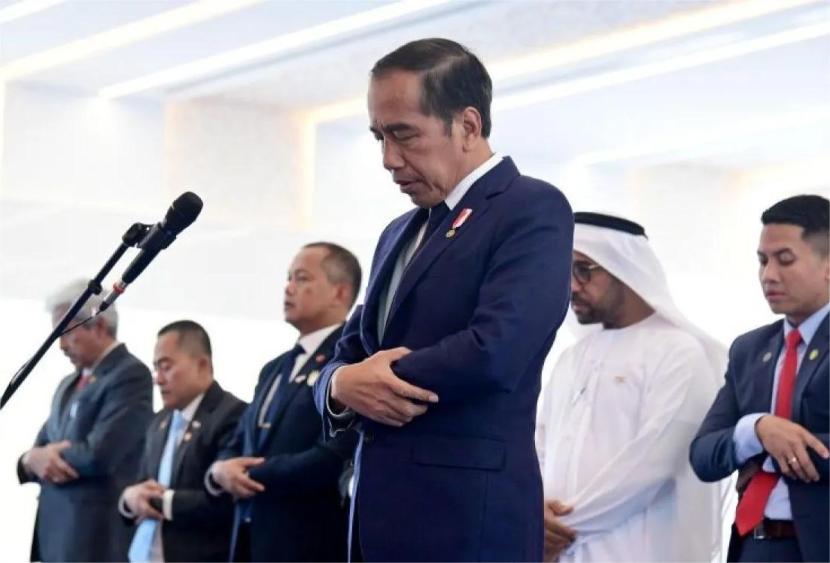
[690, 314, 829, 562]
[220, 326, 357, 562]
[314, 157, 573, 561]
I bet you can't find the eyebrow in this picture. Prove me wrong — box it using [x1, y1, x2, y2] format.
[369, 122, 416, 135]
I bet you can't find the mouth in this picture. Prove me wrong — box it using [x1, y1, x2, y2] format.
[395, 179, 420, 194]
[765, 291, 785, 301]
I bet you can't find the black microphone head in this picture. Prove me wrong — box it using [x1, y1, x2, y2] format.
[163, 191, 203, 234]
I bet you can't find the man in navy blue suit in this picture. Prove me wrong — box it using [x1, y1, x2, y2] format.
[313, 38, 573, 561]
[690, 195, 830, 562]
[207, 243, 361, 561]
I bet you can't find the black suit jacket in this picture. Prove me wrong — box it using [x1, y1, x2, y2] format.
[220, 325, 358, 562]
[690, 314, 829, 562]
[18, 343, 153, 562]
[125, 380, 246, 562]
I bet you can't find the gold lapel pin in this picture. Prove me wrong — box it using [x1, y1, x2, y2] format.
[160, 419, 168, 430]
[183, 432, 192, 442]
[809, 349, 819, 361]
[192, 420, 202, 429]
[445, 229, 456, 238]
[307, 371, 320, 386]
[762, 352, 773, 363]
[88, 375, 97, 384]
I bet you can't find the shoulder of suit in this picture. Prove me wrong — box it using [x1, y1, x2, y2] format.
[498, 175, 571, 216]
[730, 319, 783, 355]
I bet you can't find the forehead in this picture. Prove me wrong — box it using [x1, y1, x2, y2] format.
[368, 71, 427, 125]
[154, 332, 181, 355]
[759, 223, 807, 251]
[290, 247, 327, 270]
[572, 250, 598, 264]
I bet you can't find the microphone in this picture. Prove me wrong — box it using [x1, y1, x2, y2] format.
[98, 192, 203, 312]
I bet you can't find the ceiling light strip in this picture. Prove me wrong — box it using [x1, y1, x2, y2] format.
[0, 0, 265, 82]
[98, 0, 453, 99]
[0, 0, 63, 25]
[488, 0, 819, 80]
[495, 21, 830, 112]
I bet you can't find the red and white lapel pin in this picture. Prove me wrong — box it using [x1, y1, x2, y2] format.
[446, 208, 473, 238]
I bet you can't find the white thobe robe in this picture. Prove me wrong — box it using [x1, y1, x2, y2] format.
[536, 314, 720, 562]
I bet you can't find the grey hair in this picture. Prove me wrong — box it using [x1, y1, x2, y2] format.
[45, 279, 118, 337]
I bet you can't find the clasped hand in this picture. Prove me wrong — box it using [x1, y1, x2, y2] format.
[123, 479, 166, 521]
[212, 457, 266, 499]
[331, 347, 438, 427]
[756, 414, 829, 482]
[25, 440, 78, 484]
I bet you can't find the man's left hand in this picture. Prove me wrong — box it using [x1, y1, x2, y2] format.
[543, 499, 576, 561]
[123, 479, 166, 521]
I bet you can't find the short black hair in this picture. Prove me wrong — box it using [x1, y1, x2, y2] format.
[762, 195, 829, 256]
[158, 320, 212, 359]
[304, 242, 362, 308]
[372, 38, 492, 138]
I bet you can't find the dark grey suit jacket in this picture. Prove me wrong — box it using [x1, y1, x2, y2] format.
[124, 380, 246, 562]
[18, 343, 153, 562]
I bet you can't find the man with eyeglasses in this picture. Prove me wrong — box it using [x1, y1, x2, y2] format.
[535, 212, 725, 562]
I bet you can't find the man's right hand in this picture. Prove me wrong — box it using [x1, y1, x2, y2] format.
[756, 415, 829, 482]
[331, 347, 438, 427]
[24, 440, 78, 484]
[211, 457, 266, 499]
[123, 480, 166, 521]
[543, 499, 576, 562]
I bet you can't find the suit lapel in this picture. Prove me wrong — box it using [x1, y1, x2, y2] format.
[362, 210, 426, 352]
[755, 323, 784, 413]
[149, 413, 171, 479]
[384, 158, 518, 335]
[793, 313, 829, 421]
[258, 327, 343, 449]
[171, 382, 223, 484]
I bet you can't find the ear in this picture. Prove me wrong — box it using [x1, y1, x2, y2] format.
[458, 106, 483, 150]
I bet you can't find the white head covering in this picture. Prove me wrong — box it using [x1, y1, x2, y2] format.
[572, 217, 726, 385]
[572, 214, 730, 561]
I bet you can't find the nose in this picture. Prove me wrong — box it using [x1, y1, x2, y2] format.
[760, 261, 780, 284]
[285, 279, 295, 296]
[382, 139, 404, 171]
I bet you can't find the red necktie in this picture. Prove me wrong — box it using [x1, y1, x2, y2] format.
[734, 328, 802, 535]
[75, 373, 92, 392]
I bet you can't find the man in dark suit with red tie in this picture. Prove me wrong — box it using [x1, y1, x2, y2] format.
[207, 243, 361, 561]
[691, 195, 830, 562]
[313, 39, 574, 561]
[17, 280, 153, 562]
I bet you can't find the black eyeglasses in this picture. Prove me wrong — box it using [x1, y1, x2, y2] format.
[572, 262, 603, 285]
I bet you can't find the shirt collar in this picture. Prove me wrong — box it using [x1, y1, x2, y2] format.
[177, 392, 205, 423]
[443, 153, 502, 211]
[784, 302, 830, 345]
[82, 340, 121, 377]
[296, 323, 342, 357]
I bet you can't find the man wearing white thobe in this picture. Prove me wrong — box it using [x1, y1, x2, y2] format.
[536, 212, 726, 562]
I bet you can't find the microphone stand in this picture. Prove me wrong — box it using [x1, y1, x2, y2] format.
[0, 222, 151, 409]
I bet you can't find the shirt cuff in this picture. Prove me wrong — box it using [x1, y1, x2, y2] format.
[118, 492, 136, 519]
[162, 489, 174, 520]
[326, 367, 355, 420]
[204, 465, 224, 497]
[733, 412, 767, 465]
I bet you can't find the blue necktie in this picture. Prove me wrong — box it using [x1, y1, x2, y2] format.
[128, 410, 187, 562]
[257, 343, 305, 449]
